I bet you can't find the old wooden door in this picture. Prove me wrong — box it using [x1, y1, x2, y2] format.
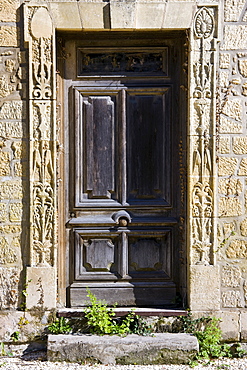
[63, 33, 186, 307]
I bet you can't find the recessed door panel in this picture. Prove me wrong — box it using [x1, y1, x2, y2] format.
[126, 88, 170, 204]
[74, 90, 120, 206]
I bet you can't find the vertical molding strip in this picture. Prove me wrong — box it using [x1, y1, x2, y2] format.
[189, 6, 218, 266]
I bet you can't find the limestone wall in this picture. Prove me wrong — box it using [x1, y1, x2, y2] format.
[216, 0, 247, 341]
[0, 0, 26, 310]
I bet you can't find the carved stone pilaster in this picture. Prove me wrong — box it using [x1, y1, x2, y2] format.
[190, 7, 217, 265]
[24, 5, 56, 270]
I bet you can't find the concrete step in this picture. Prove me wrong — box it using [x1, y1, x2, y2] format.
[57, 307, 188, 318]
[47, 333, 198, 365]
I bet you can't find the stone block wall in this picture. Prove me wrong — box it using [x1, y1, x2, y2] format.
[217, 0, 247, 318]
[0, 0, 27, 310]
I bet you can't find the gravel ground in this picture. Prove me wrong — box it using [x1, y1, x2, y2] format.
[1, 353, 247, 370]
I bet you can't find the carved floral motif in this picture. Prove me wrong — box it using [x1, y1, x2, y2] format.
[27, 6, 56, 267]
[191, 7, 216, 265]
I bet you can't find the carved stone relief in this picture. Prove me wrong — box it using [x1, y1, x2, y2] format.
[25, 6, 56, 267]
[0, 267, 19, 309]
[191, 7, 216, 265]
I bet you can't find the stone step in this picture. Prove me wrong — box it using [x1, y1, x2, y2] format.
[47, 333, 198, 365]
[57, 307, 188, 318]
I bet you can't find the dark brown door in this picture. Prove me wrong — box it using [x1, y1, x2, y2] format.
[65, 38, 186, 307]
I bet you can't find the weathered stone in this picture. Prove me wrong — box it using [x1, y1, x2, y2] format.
[49, 3, 81, 30]
[0, 75, 15, 98]
[110, 0, 136, 29]
[222, 290, 243, 308]
[243, 10, 247, 22]
[163, 2, 194, 29]
[0, 0, 19, 22]
[221, 99, 242, 121]
[218, 178, 242, 196]
[240, 218, 247, 236]
[136, 2, 166, 29]
[0, 101, 24, 119]
[11, 141, 24, 159]
[0, 121, 24, 138]
[238, 158, 247, 175]
[219, 70, 229, 88]
[218, 137, 230, 154]
[223, 222, 236, 237]
[9, 202, 22, 222]
[219, 116, 242, 133]
[0, 236, 17, 264]
[215, 311, 240, 341]
[233, 137, 247, 154]
[224, 0, 245, 22]
[226, 239, 247, 258]
[224, 25, 247, 50]
[0, 181, 22, 200]
[0, 310, 50, 342]
[218, 157, 238, 176]
[5, 58, 16, 73]
[219, 53, 231, 69]
[0, 150, 10, 176]
[189, 265, 221, 311]
[240, 312, 247, 341]
[0, 224, 21, 234]
[0, 203, 7, 222]
[192, 311, 240, 341]
[30, 7, 53, 39]
[26, 267, 56, 310]
[0, 26, 17, 47]
[47, 333, 199, 365]
[78, 3, 104, 29]
[219, 197, 242, 217]
[244, 280, 247, 306]
[238, 59, 247, 77]
[0, 267, 19, 309]
[14, 162, 26, 177]
[242, 82, 247, 96]
[222, 266, 241, 288]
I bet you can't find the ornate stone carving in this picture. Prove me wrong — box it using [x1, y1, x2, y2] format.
[25, 5, 56, 268]
[33, 183, 54, 266]
[194, 7, 214, 39]
[0, 267, 19, 309]
[191, 7, 216, 265]
[0, 237, 17, 264]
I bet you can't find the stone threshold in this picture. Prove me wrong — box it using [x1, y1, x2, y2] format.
[47, 333, 198, 365]
[57, 307, 188, 318]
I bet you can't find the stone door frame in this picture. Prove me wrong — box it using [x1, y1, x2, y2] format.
[23, 1, 219, 310]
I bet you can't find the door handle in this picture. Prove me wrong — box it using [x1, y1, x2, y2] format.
[112, 210, 131, 227]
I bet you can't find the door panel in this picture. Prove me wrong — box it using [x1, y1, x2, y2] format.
[126, 88, 170, 204]
[74, 88, 121, 207]
[64, 37, 185, 307]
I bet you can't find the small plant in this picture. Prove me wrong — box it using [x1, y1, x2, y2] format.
[20, 279, 32, 311]
[0, 343, 13, 357]
[84, 288, 135, 335]
[48, 317, 72, 334]
[84, 289, 152, 336]
[10, 331, 19, 342]
[195, 318, 231, 360]
[129, 315, 153, 336]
